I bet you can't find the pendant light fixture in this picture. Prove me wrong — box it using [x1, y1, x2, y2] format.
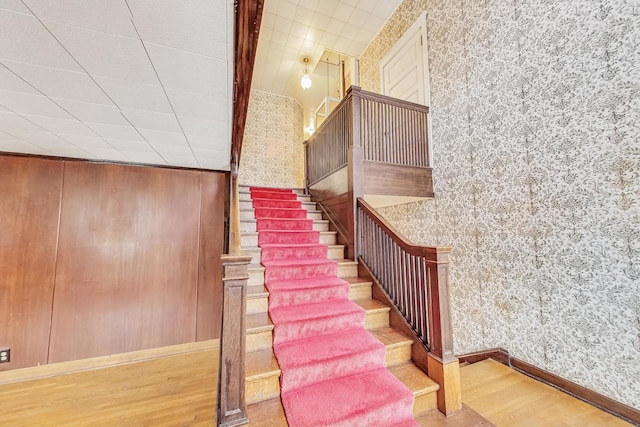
[300, 57, 312, 90]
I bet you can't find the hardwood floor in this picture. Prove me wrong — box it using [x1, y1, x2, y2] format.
[0, 347, 218, 426]
[461, 359, 632, 427]
[0, 349, 632, 426]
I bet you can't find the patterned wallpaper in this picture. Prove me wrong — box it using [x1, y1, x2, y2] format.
[361, 0, 640, 409]
[239, 90, 304, 188]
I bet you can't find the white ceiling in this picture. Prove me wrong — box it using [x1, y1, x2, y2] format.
[0, 0, 401, 169]
[0, 0, 232, 170]
[252, 0, 402, 118]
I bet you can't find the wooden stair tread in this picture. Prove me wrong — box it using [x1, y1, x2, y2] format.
[246, 312, 273, 333]
[344, 276, 373, 285]
[247, 397, 288, 426]
[353, 298, 390, 312]
[388, 363, 440, 397]
[246, 349, 280, 380]
[369, 326, 412, 348]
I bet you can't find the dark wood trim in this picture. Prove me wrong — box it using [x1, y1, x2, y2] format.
[231, 0, 264, 167]
[358, 198, 451, 258]
[456, 348, 510, 366]
[457, 348, 640, 424]
[510, 356, 640, 425]
[217, 254, 252, 427]
[0, 150, 228, 173]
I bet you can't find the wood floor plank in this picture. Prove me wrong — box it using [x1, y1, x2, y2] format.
[461, 360, 631, 427]
[0, 349, 218, 426]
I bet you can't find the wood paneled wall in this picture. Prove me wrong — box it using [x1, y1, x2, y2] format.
[0, 155, 226, 370]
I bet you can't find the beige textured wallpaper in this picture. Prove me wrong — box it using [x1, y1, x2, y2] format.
[360, 0, 639, 409]
[238, 90, 304, 188]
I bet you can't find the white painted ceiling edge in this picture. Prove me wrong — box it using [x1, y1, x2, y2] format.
[0, 0, 401, 170]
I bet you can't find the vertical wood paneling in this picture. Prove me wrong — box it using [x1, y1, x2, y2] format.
[49, 162, 202, 362]
[196, 172, 227, 341]
[0, 156, 63, 370]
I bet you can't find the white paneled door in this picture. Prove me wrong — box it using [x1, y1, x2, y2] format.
[380, 12, 430, 107]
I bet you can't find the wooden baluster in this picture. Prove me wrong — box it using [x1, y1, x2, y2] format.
[218, 254, 252, 427]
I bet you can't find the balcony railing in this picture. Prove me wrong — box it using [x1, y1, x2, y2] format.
[305, 86, 430, 187]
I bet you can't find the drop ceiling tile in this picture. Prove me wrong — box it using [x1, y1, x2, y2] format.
[0, 0, 30, 14]
[105, 138, 156, 152]
[120, 150, 165, 164]
[136, 128, 189, 146]
[262, 11, 276, 28]
[198, 156, 230, 171]
[290, 22, 309, 39]
[151, 143, 194, 156]
[0, 10, 81, 71]
[0, 90, 72, 118]
[24, 0, 137, 37]
[55, 133, 112, 148]
[315, 1, 336, 17]
[271, 30, 289, 46]
[165, 89, 227, 121]
[144, 43, 228, 97]
[293, 6, 314, 24]
[177, 116, 227, 138]
[3, 61, 111, 104]
[274, 16, 294, 33]
[0, 64, 40, 94]
[33, 141, 89, 159]
[44, 20, 158, 84]
[310, 13, 331, 30]
[187, 134, 229, 150]
[333, 3, 355, 21]
[94, 77, 172, 113]
[276, 1, 298, 21]
[126, 0, 227, 59]
[120, 108, 182, 133]
[192, 147, 229, 158]
[301, 0, 320, 11]
[82, 147, 130, 162]
[22, 114, 97, 136]
[85, 122, 145, 141]
[0, 139, 48, 155]
[372, 1, 399, 19]
[165, 155, 198, 168]
[0, 111, 45, 131]
[7, 129, 66, 145]
[53, 99, 128, 125]
[348, 9, 370, 27]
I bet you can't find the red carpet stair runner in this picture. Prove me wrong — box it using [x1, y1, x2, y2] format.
[250, 187, 418, 427]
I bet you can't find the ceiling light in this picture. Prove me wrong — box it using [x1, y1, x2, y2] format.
[301, 57, 312, 90]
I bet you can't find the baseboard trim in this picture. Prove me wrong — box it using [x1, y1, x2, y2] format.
[457, 347, 510, 366]
[0, 339, 219, 386]
[456, 348, 639, 425]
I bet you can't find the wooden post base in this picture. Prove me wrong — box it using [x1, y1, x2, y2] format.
[427, 354, 462, 416]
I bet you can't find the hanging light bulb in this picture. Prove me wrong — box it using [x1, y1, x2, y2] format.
[300, 57, 312, 90]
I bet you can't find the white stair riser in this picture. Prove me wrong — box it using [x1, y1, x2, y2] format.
[337, 263, 358, 278]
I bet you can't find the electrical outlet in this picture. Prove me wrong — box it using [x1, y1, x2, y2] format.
[0, 348, 10, 363]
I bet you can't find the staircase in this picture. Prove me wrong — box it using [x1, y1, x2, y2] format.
[239, 185, 440, 426]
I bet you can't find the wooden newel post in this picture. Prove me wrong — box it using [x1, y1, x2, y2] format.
[426, 247, 462, 415]
[348, 86, 363, 260]
[217, 254, 252, 427]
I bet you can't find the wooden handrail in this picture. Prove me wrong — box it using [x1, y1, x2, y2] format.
[219, 1, 264, 425]
[231, 0, 264, 167]
[356, 197, 461, 414]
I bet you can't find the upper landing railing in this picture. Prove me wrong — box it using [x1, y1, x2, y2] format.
[304, 86, 430, 186]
